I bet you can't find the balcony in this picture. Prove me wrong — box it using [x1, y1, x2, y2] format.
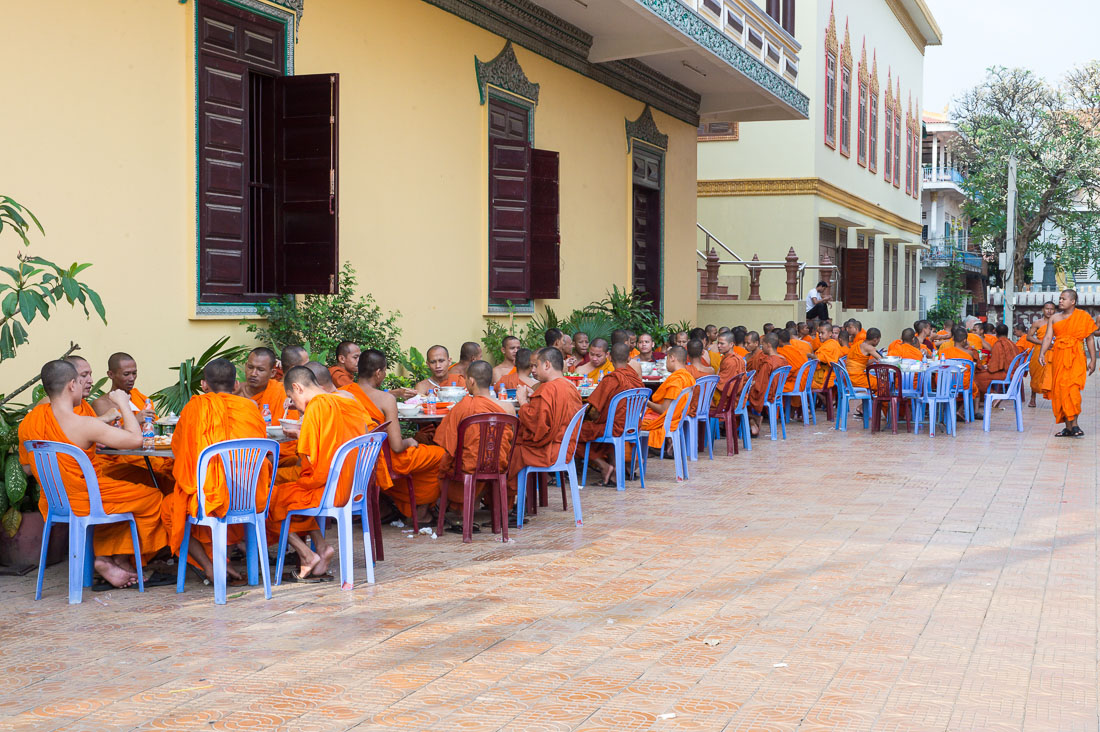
[922, 165, 965, 194]
[923, 237, 984, 273]
[528, 0, 808, 122]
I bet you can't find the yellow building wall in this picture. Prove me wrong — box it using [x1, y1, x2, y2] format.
[1, 0, 698, 393]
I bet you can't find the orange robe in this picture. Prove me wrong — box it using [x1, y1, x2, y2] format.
[434, 374, 467, 389]
[745, 349, 765, 374]
[732, 346, 749, 358]
[812, 340, 844, 389]
[715, 351, 747, 403]
[852, 329, 867, 346]
[508, 378, 584, 499]
[791, 339, 813, 359]
[976, 337, 1018, 397]
[777, 344, 808, 391]
[629, 348, 641, 360]
[328, 365, 354, 389]
[584, 358, 615, 382]
[1048, 309, 1095, 423]
[1016, 336, 1033, 354]
[163, 392, 268, 559]
[1030, 325, 1050, 396]
[18, 404, 167, 559]
[887, 340, 924, 360]
[266, 393, 367, 536]
[245, 380, 297, 472]
[941, 346, 978, 398]
[98, 387, 174, 489]
[847, 343, 876, 389]
[579, 367, 643, 460]
[639, 368, 696, 449]
[747, 355, 787, 412]
[436, 394, 513, 507]
[345, 382, 444, 518]
[499, 371, 530, 392]
[699, 350, 711, 367]
[807, 336, 821, 351]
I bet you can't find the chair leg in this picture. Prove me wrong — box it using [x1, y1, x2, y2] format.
[177, 521, 191, 594]
[497, 476, 509, 543]
[369, 483, 384, 562]
[337, 507, 353, 588]
[245, 527, 258, 586]
[250, 521, 273, 599]
[359, 502, 375, 584]
[560, 471, 568, 511]
[614, 441, 626, 491]
[581, 443, 592, 487]
[274, 518, 292, 585]
[463, 475, 476, 543]
[515, 469, 528, 530]
[634, 438, 647, 491]
[538, 474, 548, 508]
[211, 521, 228, 605]
[68, 522, 88, 604]
[128, 520, 145, 594]
[566, 465, 583, 527]
[35, 516, 52, 601]
[1015, 399, 1024, 432]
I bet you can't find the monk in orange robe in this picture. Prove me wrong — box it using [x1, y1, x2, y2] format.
[579, 343, 644, 484]
[980, 324, 998, 355]
[684, 338, 716, 380]
[327, 341, 360, 389]
[639, 346, 696, 450]
[435, 361, 514, 527]
[492, 336, 521, 387]
[19, 360, 167, 588]
[578, 338, 616, 381]
[845, 320, 867, 347]
[267, 366, 369, 580]
[714, 332, 747, 396]
[812, 323, 845, 390]
[744, 332, 764, 374]
[776, 329, 809, 391]
[416, 344, 467, 393]
[887, 329, 925, 360]
[1027, 302, 1057, 407]
[1013, 324, 1032, 354]
[1039, 289, 1097, 436]
[629, 333, 666, 375]
[349, 350, 445, 523]
[500, 348, 537, 392]
[746, 333, 788, 436]
[447, 342, 482, 381]
[847, 328, 882, 394]
[163, 358, 269, 580]
[508, 347, 584, 513]
[975, 323, 1020, 398]
[941, 327, 980, 409]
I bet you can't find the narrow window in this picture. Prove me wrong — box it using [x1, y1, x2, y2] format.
[893, 113, 902, 187]
[869, 93, 878, 173]
[883, 105, 893, 182]
[857, 82, 867, 166]
[840, 66, 851, 156]
[825, 52, 837, 148]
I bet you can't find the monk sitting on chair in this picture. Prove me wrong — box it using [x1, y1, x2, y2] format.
[776, 329, 809, 393]
[714, 332, 746, 398]
[328, 341, 361, 389]
[19, 360, 168, 588]
[416, 345, 466, 393]
[685, 339, 716, 379]
[746, 333, 788, 437]
[639, 346, 695, 454]
[629, 333, 665, 372]
[448, 342, 482, 381]
[941, 326, 982, 418]
[847, 327, 882, 404]
[164, 358, 268, 583]
[579, 343, 643, 485]
[238, 347, 298, 480]
[508, 347, 583, 524]
[499, 348, 537, 392]
[744, 331, 764, 373]
[888, 329, 925, 359]
[435, 360, 514, 532]
[348, 350, 444, 524]
[57, 355, 120, 423]
[731, 328, 749, 358]
[975, 323, 1019, 398]
[267, 366, 368, 581]
[577, 338, 615, 381]
[492, 336, 521, 387]
[811, 322, 844, 391]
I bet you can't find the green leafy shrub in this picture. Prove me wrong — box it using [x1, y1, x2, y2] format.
[150, 337, 252, 416]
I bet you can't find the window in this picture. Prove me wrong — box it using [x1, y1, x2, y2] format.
[766, 0, 796, 36]
[697, 122, 739, 141]
[893, 109, 902, 187]
[869, 89, 878, 172]
[840, 66, 851, 156]
[841, 236, 869, 310]
[911, 118, 921, 197]
[196, 0, 338, 303]
[487, 97, 560, 303]
[882, 242, 891, 308]
[825, 52, 837, 148]
[857, 81, 867, 166]
[883, 104, 893, 183]
[905, 122, 913, 195]
[892, 243, 900, 310]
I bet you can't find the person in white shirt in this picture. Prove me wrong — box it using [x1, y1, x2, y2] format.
[805, 281, 831, 321]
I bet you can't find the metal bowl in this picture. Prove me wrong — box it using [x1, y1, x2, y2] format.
[437, 386, 467, 402]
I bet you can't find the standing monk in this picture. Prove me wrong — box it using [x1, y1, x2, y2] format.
[746, 333, 788, 437]
[976, 323, 1019, 398]
[493, 336, 520, 387]
[348, 350, 444, 523]
[639, 346, 695, 452]
[578, 343, 643, 485]
[508, 348, 583, 519]
[1039, 289, 1097, 437]
[329, 341, 361, 389]
[448, 342, 482, 380]
[19, 361, 167, 588]
[164, 358, 267, 582]
[1028, 302, 1057, 407]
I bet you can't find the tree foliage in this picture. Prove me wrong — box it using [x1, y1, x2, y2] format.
[953, 64, 1100, 286]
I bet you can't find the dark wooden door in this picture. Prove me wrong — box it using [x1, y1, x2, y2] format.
[488, 98, 530, 301]
[632, 186, 661, 312]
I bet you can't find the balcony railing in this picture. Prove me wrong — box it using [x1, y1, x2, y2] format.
[924, 237, 983, 272]
[922, 165, 964, 185]
[684, 0, 800, 85]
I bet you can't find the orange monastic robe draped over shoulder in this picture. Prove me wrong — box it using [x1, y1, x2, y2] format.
[435, 394, 512, 507]
[941, 346, 978, 398]
[732, 346, 749, 358]
[975, 337, 1019, 397]
[1016, 336, 1033, 354]
[852, 329, 867, 346]
[1030, 325, 1051, 396]
[791, 339, 813, 359]
[18, 404, 167, 559]
[639, 368, 696, 449]
[499, 371, 528, 392]
[267, 393, 367, 536]
[345, 382, 444, 518]
[747, 355, 787, 412]
[807, 336, 821, 351]
[508, 378, 584, 499]
[715, 351, 747, 399]
[812, 340, 844, 389]
[246, 380, 297, 473]
[163, 393, 268, 558]
[745, 350, 765, 375]
[887, 340, 924, 360]
[329, 365, 353, 389]
[1048, 309, 1095, 423]
[579, 366, 644, 461]
[847, 343, 876, 389]
[777, 345, 808, 390]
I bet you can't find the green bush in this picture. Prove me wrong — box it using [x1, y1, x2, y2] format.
[150, 337, 252, 416]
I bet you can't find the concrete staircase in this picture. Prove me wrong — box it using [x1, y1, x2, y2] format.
[697, 268, 739, 300]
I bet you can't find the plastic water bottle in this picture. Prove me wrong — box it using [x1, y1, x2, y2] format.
[262, 403, 272, 427]
[141, 400, 155, 450]
[427, 389, 438, 415]
[498, 383, 507, 400]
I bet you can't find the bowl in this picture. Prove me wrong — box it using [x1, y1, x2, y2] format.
[437, 386, 467, 403]
[397, 403, 421, 418]
[578, 386, 596, 398]
[278, 418, 300, 430]
[639, 361, 656, 376]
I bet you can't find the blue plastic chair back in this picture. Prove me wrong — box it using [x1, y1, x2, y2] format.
[765, 366, 791, 403]
[597, 388, 650, 442]
[734, 371, 756, 414]
[690, 375, 721, 418]
[784, 360, 816, 395]
[320, 432, 387, 509]
[29, 440, 104, 519]
[554, 404, 588, 467]
[928, 363, 962, 399]
[194, 438, 280, 521]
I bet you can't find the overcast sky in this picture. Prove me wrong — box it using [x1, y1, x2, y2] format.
[923, 0, 1100, 115]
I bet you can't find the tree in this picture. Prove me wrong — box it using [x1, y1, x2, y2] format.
[952, 64, 1100, 287]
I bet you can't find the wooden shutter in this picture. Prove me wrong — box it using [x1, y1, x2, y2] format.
[842, 249, 869, 310]
[488, 137, 531, 300]
[529, 148, 560, 300]
[891, 243, 900, 310]
[865, 235, 875, 311]
[271, 73, 339, 294]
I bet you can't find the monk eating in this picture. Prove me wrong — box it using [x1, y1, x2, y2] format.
[448, 342, 482, 380]
[20, 360, 167, 588]
[714, 332, 747, 399]
[1027, 302, 1057, 407]
[639, 346, 695, 454]
[776, 329, 809, 392]
[1039, 289, 1097, 437]
[268, 366, 368, 581]
[941, 326, 981, 418]
[577, 338, 615, 381]
[435, 360, 514, 532]
[508, 347, 584, 522]
[762, 323, 774, 335]
[493, 336, 521, 387]
[500, 348, 537, 392]
[349, 350, 444, 523]
[705, 324, 719, 349]
[417, 345, 466, 393]
[812, 322, 844, 391]
[578, 343, 643, 485]
[329, 341, 361, 389]
[746, 333, 787, 436]
[572, 331, 590, 367]
[975, 323, 1019, 399]
[913, 320, 935, 354]
[238, 347, 297, 475]
[164, 358, 267, 583]
[685, 339, 716, 379]
[887, 329, 924, 360]
[980, 323, 998, 355]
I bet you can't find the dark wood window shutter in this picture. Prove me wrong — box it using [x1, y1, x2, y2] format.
[529, 148, 560, 299]
[488, 137, 532, 300]
[272, 73, 339, 294]
[842, 249, 869, 310]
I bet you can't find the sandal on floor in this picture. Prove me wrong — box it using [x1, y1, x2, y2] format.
[143, 570, 176, 588]
[1055, 427, 1075, 437]
[445, 523, 481, 535]
[1072, 426, 1085, 437]
[283, 572, 323, 584]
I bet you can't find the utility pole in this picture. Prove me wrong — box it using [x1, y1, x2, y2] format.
[1004, 154, 1017, 326]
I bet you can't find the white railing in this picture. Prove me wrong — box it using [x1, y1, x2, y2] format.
[682, 0, 800, 83]
[922, 165, 964, 185]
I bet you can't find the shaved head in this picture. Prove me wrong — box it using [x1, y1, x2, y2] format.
[609, 342, 630, 365]
[305, 361, 334, 387]
[203, 358, 237, 393]
[250, 347, 277, 367]
[42, 360, 78, 397]
[283, 365, 318, 390]
[359, 349, 388, 380]
[280, 345, 309, 369]
[467, 360, 493, 390]
[459, 342, 481, 363]
[107, 352, 134, 372]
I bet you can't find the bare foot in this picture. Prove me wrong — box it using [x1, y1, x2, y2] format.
[226, 564, 243, 581]
[312, 545, 336, 577]
[94, 557, 138, 588]
[600, 464, 614, 485]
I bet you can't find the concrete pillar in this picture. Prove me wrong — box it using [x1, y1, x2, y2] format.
[931, 133, 938, 176]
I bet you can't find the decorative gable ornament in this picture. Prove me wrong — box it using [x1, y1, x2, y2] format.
[476, 40, 540, 106]
[626, 105, 668, 152]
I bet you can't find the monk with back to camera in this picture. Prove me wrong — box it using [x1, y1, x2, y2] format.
[746, 333, 788, 437]
[975, 323, 1019, 398]
[684, 339, 715, 379]
[448, 342, 482, 380]
[775, 329, 809, 392]
[1039, 289, 1097, 437]
[499, 348, 537, 392]
[887, 329, 924, 360]
[638, 346, 696, 454]
[578, 343, 643, 485]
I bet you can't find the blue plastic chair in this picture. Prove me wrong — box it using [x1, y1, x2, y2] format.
[175, 438, 279, 605]
[516, 405, 587, 529]
[914, 363, 963, 436]
[782, 360, 817, 426]
[730, 371, 757, 451]
[580, 387, 650, 491]
[832, 363, 872, 432]
[984, 361, 1030, 432]
[684, 375, 720, 461]
[275, 432, 386, 588]
[26, 440, 146, 604]
[945, 359, 976, 422]
[640, 387, 694, 481]
[987, 352, 1029, 394]
[761, 365, 791, 440]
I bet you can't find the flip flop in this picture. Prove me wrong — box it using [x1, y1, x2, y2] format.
[445, 523, 481, 534]
[1072, 427, 1085, 437]
[92, 577, 139, 592]
[283, 572, 322, 584]
[143, 570, 176, 588]
[1055, 428, 1074, 437]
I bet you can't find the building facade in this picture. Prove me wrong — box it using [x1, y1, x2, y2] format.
[697, 0, 940, 335]
[3, 0, 805, 385]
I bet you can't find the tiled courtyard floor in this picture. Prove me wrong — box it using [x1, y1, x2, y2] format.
[2, 390, 1098, 732]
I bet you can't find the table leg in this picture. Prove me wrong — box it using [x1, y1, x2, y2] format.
[143, 456, 160, 492]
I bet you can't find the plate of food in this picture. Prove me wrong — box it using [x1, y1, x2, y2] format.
[153, 435, 172, 448]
